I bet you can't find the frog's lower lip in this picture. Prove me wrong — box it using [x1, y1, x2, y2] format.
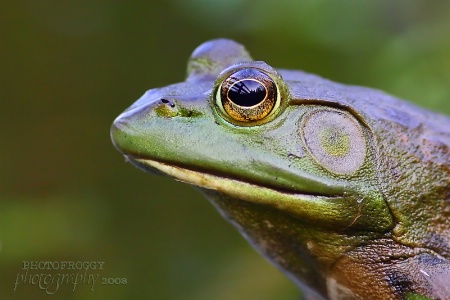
[128, 158, 353, 221]
[126, 157, 394, 231]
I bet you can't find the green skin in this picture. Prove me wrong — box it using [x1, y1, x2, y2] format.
[111, 39, 450, 299]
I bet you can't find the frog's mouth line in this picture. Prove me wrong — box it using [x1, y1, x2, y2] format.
[128, 157, 354, 224]
[133, 158, 338, 198]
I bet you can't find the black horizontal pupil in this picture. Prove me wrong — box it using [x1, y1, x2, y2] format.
[228, 79, 266, 107]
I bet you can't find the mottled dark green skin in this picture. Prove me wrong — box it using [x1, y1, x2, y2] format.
[111, 39, 450, 299]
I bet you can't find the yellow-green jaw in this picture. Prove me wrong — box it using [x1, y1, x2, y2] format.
[130, 158, 390, 231]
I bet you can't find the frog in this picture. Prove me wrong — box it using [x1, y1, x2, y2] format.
[111, 39, 450, 299]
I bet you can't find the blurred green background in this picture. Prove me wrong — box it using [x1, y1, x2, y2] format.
[1, 1, 449, 299]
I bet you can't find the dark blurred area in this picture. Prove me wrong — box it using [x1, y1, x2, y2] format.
[1, 1, 449, 299]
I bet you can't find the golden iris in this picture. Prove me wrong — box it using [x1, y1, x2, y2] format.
[218, 69, 278, 122]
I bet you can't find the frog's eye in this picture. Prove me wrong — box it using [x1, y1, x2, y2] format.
[216, 68, 280, 122]
[301, 110, 366, 174]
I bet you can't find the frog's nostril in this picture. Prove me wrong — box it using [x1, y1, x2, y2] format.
[160, 98, 176, 108]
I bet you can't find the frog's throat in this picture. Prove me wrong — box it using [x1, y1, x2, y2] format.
[132, 158, 362, 227]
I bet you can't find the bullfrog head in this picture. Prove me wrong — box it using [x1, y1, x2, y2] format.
[111, 39, 450, 299]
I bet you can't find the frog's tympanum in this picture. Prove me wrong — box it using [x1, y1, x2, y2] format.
[111, 39, 450, 299]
